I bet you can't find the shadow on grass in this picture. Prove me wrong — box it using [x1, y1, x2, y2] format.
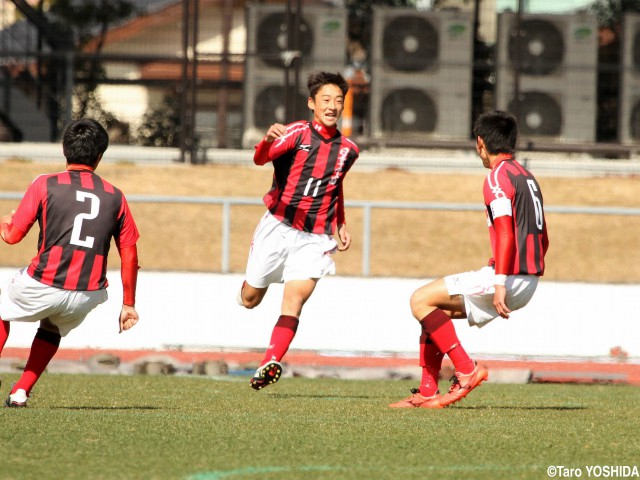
[447, 405, 587, 411]
[54, 406, 162, 410]
[268, 393, 378, 400]
[266, 394, 588, 410]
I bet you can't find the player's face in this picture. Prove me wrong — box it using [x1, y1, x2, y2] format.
[308, 84, 344, 128]
[476, 136, 491, 169]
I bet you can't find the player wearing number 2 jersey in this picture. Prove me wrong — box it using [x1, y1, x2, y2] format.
[0, 118, 140, 407]
[238, 72, 359, 390]
[390, 110, 549, 409]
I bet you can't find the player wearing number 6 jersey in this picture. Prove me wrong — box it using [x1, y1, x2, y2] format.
[0, 118, 140, 407]
[238, 71, 359, 390]
[390, 110, 549, 409]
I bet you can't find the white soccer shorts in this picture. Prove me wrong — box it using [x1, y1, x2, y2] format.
[0, 268, 108, 337]
[444, 265, 539, 328]
[244, 211, 337, 288]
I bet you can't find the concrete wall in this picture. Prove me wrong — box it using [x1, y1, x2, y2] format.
[2, 268, 638, 361]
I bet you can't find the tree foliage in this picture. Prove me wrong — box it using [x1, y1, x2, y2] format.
[591, 0, 640, 27]
[47, 0, 138, 123]
[49, 0, 137, 47]
[345, 0, 418, 52]
[134, 90, 182, 148]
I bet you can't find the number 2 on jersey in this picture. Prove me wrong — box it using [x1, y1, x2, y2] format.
[70, 191, 100, 248]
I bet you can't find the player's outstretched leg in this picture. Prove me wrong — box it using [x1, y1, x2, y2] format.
[440, 364, 488, 407]
[6, 328, 61, 407]
[250, 360, 283, 390]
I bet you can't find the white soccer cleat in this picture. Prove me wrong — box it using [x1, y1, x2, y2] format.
[5, 388, 28, 408]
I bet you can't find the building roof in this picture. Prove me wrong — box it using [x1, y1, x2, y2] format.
[0, 0, 182, 54]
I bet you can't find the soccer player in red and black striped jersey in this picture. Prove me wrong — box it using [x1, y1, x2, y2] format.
[390, 110, 549, 409]
[0, 118, 140, 407]
[238, 71, 359, 390]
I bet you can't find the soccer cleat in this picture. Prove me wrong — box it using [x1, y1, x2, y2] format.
[388, 388, 443, 409]
[249, 360, 283, 390]
[439, 364, 489, 407]
[5, 388, 28, 408]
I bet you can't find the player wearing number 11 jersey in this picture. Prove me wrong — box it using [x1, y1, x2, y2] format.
[390, 110, 549, 409]
[238, 72, 359, 390]
[0, 118, 140, 407]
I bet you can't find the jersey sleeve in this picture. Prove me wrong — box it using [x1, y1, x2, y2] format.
[115, 196, 140, 249]
[492, 215, 515, 275]
[484, 168, 514, 220]
[253, 138, 273, 165]
[10, 175, 47, 236]
[119, 243, 139, 306]
[268, 131, 299, 160]
[254, 124, 300, 166]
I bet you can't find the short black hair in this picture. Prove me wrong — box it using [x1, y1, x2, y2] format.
[307, 71, 349, 99]
[62, 118, 109, 167]
[473, 110, 518, 155]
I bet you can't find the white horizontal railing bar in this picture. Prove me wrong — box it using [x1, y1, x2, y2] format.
[2, 193, 640, 275]
[3, 193, 640, 216]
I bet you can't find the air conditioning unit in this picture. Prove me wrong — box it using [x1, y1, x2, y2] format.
[369, 7, 473, 141]
[619, 13, 640, 144]
[495, 12, 598, 143]
[242, 4, 347, 147]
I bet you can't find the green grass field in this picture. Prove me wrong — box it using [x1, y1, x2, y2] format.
[0, 373, 638, 480]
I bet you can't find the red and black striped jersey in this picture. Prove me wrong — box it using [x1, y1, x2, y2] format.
[254, 120, 359, 235]
[10, 166, 139, 291]
[483, 157, 549, 276]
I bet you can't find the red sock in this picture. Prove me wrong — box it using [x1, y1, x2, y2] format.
[419, 330, 442, 397]
[420, 309, 474, 375]
[13, 328, 60, 396]
[261, 315, 299, 364]
[447, 344, 475, 375]
[0, 319, 9, 355]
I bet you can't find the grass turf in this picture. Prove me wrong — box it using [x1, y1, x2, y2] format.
[0, 373, 638, 480]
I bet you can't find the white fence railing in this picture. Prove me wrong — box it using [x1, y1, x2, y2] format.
[4, 192, 639, 276]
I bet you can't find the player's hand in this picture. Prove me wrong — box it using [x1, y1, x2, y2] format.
[0, 210, 16, 243]
[493, 285, 511, 319]
[337, 224, 351, 251]
[265, 123, 286, 143]
[119, 305, 139, 333]
[1, 210, 15, 227]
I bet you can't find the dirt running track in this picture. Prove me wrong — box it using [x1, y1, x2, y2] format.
[2, 347, 638, 386]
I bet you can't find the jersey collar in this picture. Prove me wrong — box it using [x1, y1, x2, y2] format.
[66, 164, 95, 172]
[311, 120, 337, 140]
[491, 153, 514, 169]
